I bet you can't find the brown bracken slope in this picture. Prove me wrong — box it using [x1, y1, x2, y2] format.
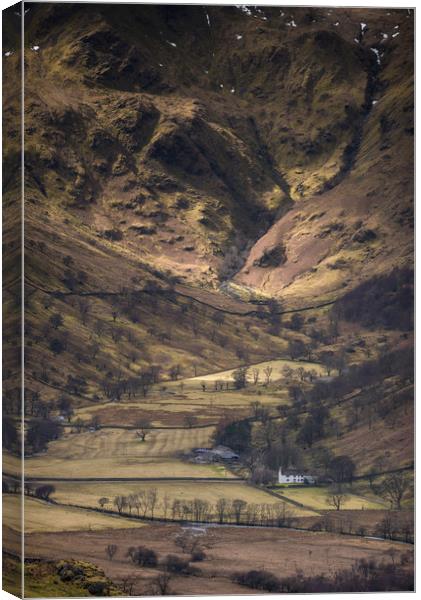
[2, 5, 413, 399]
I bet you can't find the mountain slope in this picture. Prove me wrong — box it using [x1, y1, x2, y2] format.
[4, 5, 412, 296]
[1, 4, 413, 411]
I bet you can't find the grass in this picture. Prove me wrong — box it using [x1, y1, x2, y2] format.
[3, 554, 120, 598]
[50, 480, 317, 518]
[72, 389, 286, 427]
[274, 486, 386, 511]
[3, 495, 145, 533]
[181, 358, 328, 385]
[21, 456, 234, 479]
[23, 522, 412, 596]
[31, 427, 215, 461]
[15, 426, 238, 479]
[68, 358, 327, 428]
[3, 451, 21, 476]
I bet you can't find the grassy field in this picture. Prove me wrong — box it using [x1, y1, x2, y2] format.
[3, 495, 145, 533]
[181, 358, 328, 385]
[68, 359, 327, 428]
[73, 399, 218, 427]
[72, 392, 286, 428]
[23, 523, 412, 596]
[3, 451, 21, 476]
[274, 486, 386, 511]
[50, 480, 317, 518]
[19, 456, 234, 479]
[72, 387, 291, 427]
[31, 427, 215, 461]
[5, 427, 238, 479]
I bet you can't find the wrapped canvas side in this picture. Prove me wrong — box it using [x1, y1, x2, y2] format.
[2, 2, 24, 598]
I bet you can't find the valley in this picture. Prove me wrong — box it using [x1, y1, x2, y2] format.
[2, 3, 414, 596]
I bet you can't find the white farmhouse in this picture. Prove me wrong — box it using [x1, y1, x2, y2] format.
[278, 467, 316, 485]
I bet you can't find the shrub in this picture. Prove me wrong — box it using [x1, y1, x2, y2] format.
[253, 243, 286, 268]
[162, 554, 190, 573]
[191, 549, 206, 562]
[131, 546, 158, 567]
[57, 562, 84, 582]
[233, 570, 281, 592]
[35, 484, 56, 500]
[103, 228, 123, 241]
[50, 338, 64, 355]
[87, 581, 109, 596]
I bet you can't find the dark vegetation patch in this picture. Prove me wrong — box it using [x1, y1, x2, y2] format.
[334, 268, 413, 330]
[232, 557, 413, 593]
[253, 243, 287, 268]
[101, 228, 124, 241]
[351, 228, 377, 243]
[213, 418, 252, 453]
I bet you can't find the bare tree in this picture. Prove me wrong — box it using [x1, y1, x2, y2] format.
[169, 364, 181, 381]
[252, 368, 260, 385]
[326, 487, 347, 511]
[139, 369, 153, 397]
[114, 495, 127, 514]
[250, 400, 262, 420]
[148, 488, 159, 519]
[120, 576, 136, 596]
[232, 499, 247, 524]
[379, 473, 410, 509]
[135, 418, 152, 442]
[175, 530, 201, 554]
[98, 497, 109, 508]
[150, 573, 172, 596]
[162, 493, 170, 520]
[296, 366, 306, 382]
[263, 366, 273, 385]
[216, 497, 230, 524]
[282, 366, 293, 381]
[106, 544, 118, 561]
[321, 351, 335, 376]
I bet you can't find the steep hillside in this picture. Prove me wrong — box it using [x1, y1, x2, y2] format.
[2, 5, 413, 411]
[233, 9, 413, 302]
[5, 5, 413, 295]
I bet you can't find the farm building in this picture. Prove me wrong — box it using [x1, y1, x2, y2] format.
[194, 445, 239, 463]
[278, 467, 316, 485]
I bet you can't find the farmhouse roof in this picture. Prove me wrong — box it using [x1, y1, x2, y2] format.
[279, 467, 315, 477]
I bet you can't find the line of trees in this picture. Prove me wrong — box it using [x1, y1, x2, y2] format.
[4, 479, 56, 501]
[97, 492, 296, 527]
